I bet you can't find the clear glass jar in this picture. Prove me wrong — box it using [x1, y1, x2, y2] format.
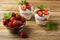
[19, 5, 33, 20]
[6, 22, 26, 34]
[34, 9, 50, 25]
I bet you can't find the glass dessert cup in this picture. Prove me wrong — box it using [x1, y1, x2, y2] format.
[19, 5, 33, 20]
[34, 8, 50, 25]
[18, 0, 33, 20]
[6, 22, 26, 34]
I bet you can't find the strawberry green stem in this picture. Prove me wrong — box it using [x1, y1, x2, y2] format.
[19, 0, 26, 5]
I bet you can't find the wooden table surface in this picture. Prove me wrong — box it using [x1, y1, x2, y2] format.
[0, 0, 60, 40]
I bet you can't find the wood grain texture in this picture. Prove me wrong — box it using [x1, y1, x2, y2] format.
[0, 0, 60, 4]
[0, 0, 60, 40]
[0, 1, 60, 11]
[0, 21, 60, 40]
[0, 11, 60, 40]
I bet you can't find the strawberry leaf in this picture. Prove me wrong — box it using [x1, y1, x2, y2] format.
[19, 0, 26, 5]
[40, 5, 46, 9]
[36, 6, 41, 8]
[36, 4, 46, 9]
[4, 12, 12, 19]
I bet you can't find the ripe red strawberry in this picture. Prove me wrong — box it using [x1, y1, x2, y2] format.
[15, 14, 20, 19]
[10, 17, 16, 21]
[7, 22, 12, 27]
[26, 2, 31, 7]
[44, 18, 47, 21]
[21, 5, 26, 10]
[20, 32, 27, 38]
[37, 11, 43, 16]
[21, 17, 25, 23]
[26, 6, 31, 10]
[18, 21, 22, 25]
[12, 12, 16, 17]
[43, 10, 48, 15]
[26, 3, 31, 10]
[12, 21, 18, 28]
[26, 2, 29, 5]
[3, 19, 8, 25]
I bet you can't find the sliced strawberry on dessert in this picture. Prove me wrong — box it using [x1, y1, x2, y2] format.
[26, 2, 31, 10]
[43, 10, 48, 15]
[26, 2, 31, 7]
[37, 11, 43, 16]
[21, 5, 26, 10]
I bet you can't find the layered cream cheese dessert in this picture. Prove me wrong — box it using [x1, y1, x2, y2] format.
[19, 0, 33, 20]
[34, 5, 50, 25]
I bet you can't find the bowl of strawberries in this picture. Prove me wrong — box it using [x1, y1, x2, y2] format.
[3, 12, 26, 34]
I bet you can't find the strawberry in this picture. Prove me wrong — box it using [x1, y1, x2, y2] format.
[26, 2, 29, 5]
[18, 21, 22, 25]
[12, 21, 18, 28]
[37, 11, 43, 16]
[44, 18, 47, 21]
[21, 5, 26, 10]
[15, 14, 21, 19]
[26, 2, 31, 10]
[43, 10, 48, 15]
[21, 17, 25, 23]
[12, 12, 16, 17]
[20, 32, 27, 38]
[26, 2, 31, 7]
[3, 19, 8, 25]
[5, 24, 8, 27]
[7, 22, 12, 27]
[10, 17, 16, 21]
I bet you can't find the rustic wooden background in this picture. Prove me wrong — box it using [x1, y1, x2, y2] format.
[0, 0, 60, 40]
[0, 0, 60, 11]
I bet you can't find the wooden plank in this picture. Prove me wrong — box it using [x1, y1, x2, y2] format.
[0, 0, 60, 4]
[27, 0, 60, 1]
[0, 0, 20, 4]
[0, 1, 60, 11]
[0, 21, 60, 40]
[0, 4, 60, 11]
[0, 4, 18, 11]
[0, 1, 60, 4]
